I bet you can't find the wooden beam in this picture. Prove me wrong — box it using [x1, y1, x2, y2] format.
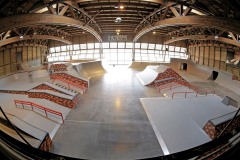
[133, 16, 240, 42]
[137, 11, 153, 26]
[85, 10, 102, 26]
[3, 30, 11, 40]
[161, 6, 169, 20]
[0, 35, 72, 47]
[47, 5, 57, 15]
[170, 6, 180, 17]
[69, 6, 76, 19]
[228, 32, 237, 41]
[0, 14, 102, 42]
[59, 5, 69, 16]
[164, 35, 240, 47]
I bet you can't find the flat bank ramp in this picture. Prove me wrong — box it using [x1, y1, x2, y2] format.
[73, 61, 106, 80]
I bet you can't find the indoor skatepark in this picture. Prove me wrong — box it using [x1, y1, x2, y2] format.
[1, 59, 240, 159]
[0, 0, 240, 159]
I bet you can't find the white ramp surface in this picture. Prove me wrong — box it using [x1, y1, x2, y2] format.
[215, 71, 240, 96]
[141, 97, 213, 154]
[73, 60, 106, 80]
[136, 66, 159, 85]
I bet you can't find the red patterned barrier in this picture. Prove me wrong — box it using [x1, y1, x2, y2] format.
[0, 89, 77, 108]
[28, 92, 75, 108]
[38, 133, 52, 151]
[203, 114, 240, 139]
[50, 73, 88, 89]
[149, 68, 189, 87]
[49, 64, 68, 73]
[0, 90, 28, 95]
[49, 64, 67, 70]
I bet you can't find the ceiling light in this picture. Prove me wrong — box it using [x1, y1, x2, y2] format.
[153, 31, 156, 34]
[115, 17, 122, 23]
[67, 25, 70, 27]
[116, 32, 120, 35]
[20, 35, 23, 39]
[115, 5, 124, 9]
[214, 35, 218, 40]
[33, 32, 37, 35]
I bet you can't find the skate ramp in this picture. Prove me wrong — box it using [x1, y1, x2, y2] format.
[136, 66, 159, 85]
[207, 71, 219, 80]
[73, 60, 106, 80]
[129, 61, 159, 71]
[136, 65, 188, 86]
[21, 59, 43, 71]
[215, 71, 240, 96]
[166, 58, 213, 80]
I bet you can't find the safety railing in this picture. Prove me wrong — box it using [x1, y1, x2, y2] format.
[156, 82, 182, 93]
[52, 77, 86, 94]
[14, 100, 64, 124]
[156, 80, 199, 93]
[172, 90, 215, 99]
[176, 80, 199, 91]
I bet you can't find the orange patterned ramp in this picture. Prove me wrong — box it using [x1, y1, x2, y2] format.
[136, 65, 189, 87]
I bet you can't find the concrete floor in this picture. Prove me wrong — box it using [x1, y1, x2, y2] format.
[50, 68, 163, 160]
[50, 67, 240, 159]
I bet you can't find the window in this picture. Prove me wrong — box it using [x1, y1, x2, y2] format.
[73, 44, 79, 50]
[110, 42, 117, 48]
[87, 43, 94, 49]
[135, 43, 140, 48]
[118, 42, 125, 48]
[80, 44, 87, 49]
[50, 47, 55, 53]
[103, 43, 109, 48]
[47, 42, 188, 64]
[61, 46, 67, 51]
[141, 43, 148, 49]
[148, 44, 155, 49]
[126, 43, 133, 48]
[55, 47, 60, 52]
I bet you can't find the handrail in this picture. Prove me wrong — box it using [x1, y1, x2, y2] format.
[217, 105, 240, 138]
[52, 77, 87, 93]
[14, 100, 64, 124]
[156, 80, 199, 93]
[172, 90, 215, 99]
[2, 111, 48, 134]
[0, 106, 32, 146]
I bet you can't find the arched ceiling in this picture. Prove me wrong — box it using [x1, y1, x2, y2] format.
[0, 0, 239, 47]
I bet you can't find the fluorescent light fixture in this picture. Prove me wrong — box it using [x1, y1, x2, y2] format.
[115, 17, 122, 23]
